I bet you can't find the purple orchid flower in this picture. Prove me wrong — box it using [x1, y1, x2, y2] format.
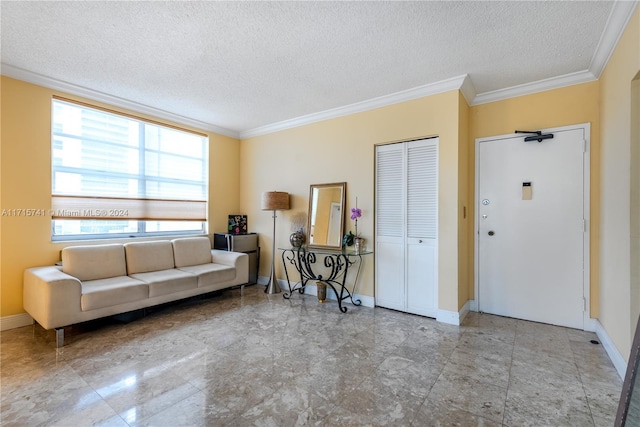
[350, 207, 361, 220]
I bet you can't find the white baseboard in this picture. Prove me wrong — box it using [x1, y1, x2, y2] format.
[437, 300, 470, 326]
[257, 277, 374, 308]
[584, 316, 598, 333]
[0, 313, 33, 331]
[595, 319, 627, 379]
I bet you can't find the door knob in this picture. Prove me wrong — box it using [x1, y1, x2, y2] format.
[488, 231, 495, 236]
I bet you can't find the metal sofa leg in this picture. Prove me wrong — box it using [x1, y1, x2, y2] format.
[55, 328, 64, 348]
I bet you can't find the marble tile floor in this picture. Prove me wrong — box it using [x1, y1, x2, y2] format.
[0, 285, 623, 427]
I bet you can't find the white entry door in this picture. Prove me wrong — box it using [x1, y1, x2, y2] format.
[477, 125, 589, 329]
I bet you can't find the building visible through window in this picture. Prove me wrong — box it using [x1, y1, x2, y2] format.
[51, 97, 208, 240]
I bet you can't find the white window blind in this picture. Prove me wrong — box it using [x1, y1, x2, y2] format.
[51, 97, 208, 239]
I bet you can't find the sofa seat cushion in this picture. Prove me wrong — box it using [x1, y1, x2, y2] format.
[81, 276, 148, 311]
[63, 244, 127, 281]
[125, 241, 175, 274]
[178, 263, 235, 287]
[130, 269, 197, 298]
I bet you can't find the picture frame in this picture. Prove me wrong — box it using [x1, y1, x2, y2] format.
[228, 215, 248, 234]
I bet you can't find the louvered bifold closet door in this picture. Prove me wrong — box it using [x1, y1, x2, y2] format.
[375, 143, 406, 311]
[375, 138, 438, 316]
[406, 139, 438, 317]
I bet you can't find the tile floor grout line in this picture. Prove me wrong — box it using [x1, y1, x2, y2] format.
[65, 360, 132, 427]
[500, 314, 518, 427]
[572, 334, 600, 427]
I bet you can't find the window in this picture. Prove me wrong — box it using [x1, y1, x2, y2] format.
[51, 97, 208, 240]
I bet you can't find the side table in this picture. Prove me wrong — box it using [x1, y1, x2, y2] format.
[279, 246, 372, 313]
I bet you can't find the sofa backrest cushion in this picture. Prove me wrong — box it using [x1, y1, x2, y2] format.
[62, 244, 127, 281]
[172, 237, 212, 267]
[124, 240, 175, 274]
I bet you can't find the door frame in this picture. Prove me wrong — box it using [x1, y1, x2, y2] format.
[327, 202, 342, 246]
[473, 123, 592, 330]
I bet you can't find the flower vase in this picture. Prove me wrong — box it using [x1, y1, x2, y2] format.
[354, 237, 364, 254]
[316, 281, 327, 302]
[289, 230, 305, 248]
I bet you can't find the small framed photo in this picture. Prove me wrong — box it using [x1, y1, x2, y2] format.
[228, 215, 248, 234]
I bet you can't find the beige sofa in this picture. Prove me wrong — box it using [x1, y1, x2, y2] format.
[24, 237, 248, 347]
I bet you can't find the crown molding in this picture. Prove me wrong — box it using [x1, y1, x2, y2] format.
[471, 70, 598, 106]
[589, 0, 639, 78]
[239, 74, 470, 139]
[1, 63, 240, 139]
[459, 74, 477, 106]
[242, 66, 600, 138]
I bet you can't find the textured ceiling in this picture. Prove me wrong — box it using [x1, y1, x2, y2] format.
[0, 1, 630, 137]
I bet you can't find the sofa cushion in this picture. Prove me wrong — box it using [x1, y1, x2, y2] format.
[130, 269, 197, 298]
[172, 237, 212, 267]
[125, 241, 175, 274]
[63, 244, 127, 282]
[81, 276, 148, 311]
[178, 263, 236, 288]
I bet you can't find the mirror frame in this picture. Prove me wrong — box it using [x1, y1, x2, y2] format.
[307, 182, 346, 250]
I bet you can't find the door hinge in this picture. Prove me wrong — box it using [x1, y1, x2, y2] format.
[583, 297, 587, 311]
[583, 219, 587, 232]
[582, 139, 587, 153]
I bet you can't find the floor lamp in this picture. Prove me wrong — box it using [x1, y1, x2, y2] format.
[262, 191, 290, 294]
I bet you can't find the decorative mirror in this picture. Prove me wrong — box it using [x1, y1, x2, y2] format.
[307, 182, 346, 250]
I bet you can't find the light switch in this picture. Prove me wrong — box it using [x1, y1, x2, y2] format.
[522, 182, 532, 200]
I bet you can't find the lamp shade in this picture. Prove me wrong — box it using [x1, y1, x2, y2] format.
[261, 191, 290, 211]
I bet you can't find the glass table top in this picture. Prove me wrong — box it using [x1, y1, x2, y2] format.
[278, 246, 373, 256]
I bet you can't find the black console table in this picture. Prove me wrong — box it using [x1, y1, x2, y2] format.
[279, 247, 372, 313]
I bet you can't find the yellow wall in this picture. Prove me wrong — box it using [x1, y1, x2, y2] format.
[241, 91, 464, 312]
[0, 76, 241, 317]
[599, 7, 640, 360]
[0, 78, 596, 321]
[469, 81, 601, 315]
[458, 92, 471, 308]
